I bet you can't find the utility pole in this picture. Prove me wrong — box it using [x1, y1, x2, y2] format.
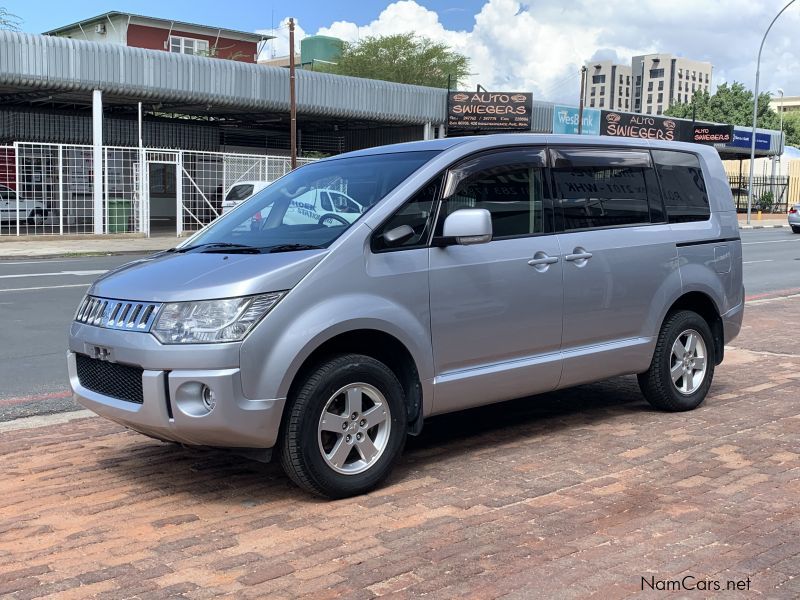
[289, 18, 297, 169]
[577, 66, 587, 134]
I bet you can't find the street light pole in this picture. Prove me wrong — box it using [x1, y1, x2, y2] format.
[777, 88, 785, 157]
[747, 0, 796, 224]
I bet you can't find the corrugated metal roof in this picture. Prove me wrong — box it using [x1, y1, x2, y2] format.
[0, 30, 449, 125]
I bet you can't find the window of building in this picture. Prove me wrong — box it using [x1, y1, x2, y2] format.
[678, 69, 683, 77]
[590, 99, 595, 107]
[600, 86, 605, 96]
[619, 86, 623, 96]
[657, 93, 663, 103]
[551, 149, 660, 230]
[625, 99, 629, 109]
[635, 75, 641, 85]
[692, 83, 696, 92]
[684, 94, 688, 102]
[658, 80, 664, 91]
[590, 86, 596, 96]
[705, 73, 709, 83]
[657, 105, 663, 114]
[626, 75, 631, 85]
[650, 68, 665, 78]
[648, 81, 653, 91]
[647, 104, 652, 113]
[678, 82, 682, 91]
[441, 150, 550, 238]
[652, 150, 710, 223]
[599, 98, 605, 107]
[169, 35, 210, 56]
[647, 93, 652, 104]
[692, 70, 696, 80]
[592, 74, 606, 84]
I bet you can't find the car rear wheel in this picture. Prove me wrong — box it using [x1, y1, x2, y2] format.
[791, 225, 800, 234]
[638, 310, 715, 412]
[279, 353, 407, 498]
[26, 209, 47, 227]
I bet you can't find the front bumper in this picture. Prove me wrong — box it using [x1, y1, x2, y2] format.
[67, 324, 285, 449]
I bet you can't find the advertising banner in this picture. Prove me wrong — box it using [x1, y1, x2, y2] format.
[727, 128, 771, 150]
[552, 105, 601, 135]
[691, 124, 734, 144]
[599, 111, 686, 141]
[447, 91, 533, 131]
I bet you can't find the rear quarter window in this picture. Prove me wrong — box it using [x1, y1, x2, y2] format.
[652, 150, 710, 223]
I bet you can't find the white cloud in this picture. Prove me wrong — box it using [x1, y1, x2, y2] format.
[268, 0, 800, 103]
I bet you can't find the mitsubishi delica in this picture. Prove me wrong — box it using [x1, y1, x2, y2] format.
[68, 134, 744, 498]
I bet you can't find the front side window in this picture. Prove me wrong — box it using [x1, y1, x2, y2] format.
[551, 149, 660, 230]
[652, 150, 710, 223]
[184, 151, 438, 252]
[372, 176, 441, 251]
[439, 149, 550, 239]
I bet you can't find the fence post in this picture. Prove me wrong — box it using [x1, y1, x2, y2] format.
[103, 147, 110, 234]
[14, 142, 20, 237]
[92, 90, 104, 235]
[176, 152, 183, 237]
[58, 145, 64, 235]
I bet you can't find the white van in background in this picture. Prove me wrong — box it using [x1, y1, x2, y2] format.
[221, 181, 271, 214]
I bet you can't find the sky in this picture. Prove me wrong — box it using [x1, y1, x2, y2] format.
[5, 0, 800, 105]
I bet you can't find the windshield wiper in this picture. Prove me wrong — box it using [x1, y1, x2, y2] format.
[173, 242, 259, 254]
[266, 244, 325, 253]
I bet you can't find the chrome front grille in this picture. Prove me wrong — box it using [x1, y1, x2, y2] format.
[75, 296, 161, 332]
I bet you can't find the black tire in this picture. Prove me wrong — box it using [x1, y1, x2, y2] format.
[26, 209, 47, 226]
[638, 310, 716, 412]
[318, 213, 348, 226]
[791, 225, 800, 234]
[279, 354, 407, 498]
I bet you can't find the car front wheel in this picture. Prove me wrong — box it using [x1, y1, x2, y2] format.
[638, 310, 715, 412]
[279, 354, 407, 498]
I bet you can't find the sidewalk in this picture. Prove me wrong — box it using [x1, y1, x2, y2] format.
[0, 234, 177, 259]
[0, 216, 793, 259]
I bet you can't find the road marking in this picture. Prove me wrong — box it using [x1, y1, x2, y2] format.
[741, 239, 800, 245]
[747, 292, 800, 305]
[0, 409, 94, 433]
[746, 287, 800, 302]
[0, 390, 73, 407]
[743, 259, 774, 264]
[0, 259, 94, 265]
[0, 269, 107, 279]
[0, 283, 91, 292]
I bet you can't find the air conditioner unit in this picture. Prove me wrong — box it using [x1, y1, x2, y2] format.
[95, 23, 106, 35]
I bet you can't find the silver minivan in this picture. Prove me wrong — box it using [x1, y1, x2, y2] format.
[69, 135, 744, 498]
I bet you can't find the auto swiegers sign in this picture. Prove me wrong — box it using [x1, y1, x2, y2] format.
[447, 91, 533, 132]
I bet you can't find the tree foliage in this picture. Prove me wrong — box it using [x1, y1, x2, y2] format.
[665, 81, 798, 147]
[322, 33, 470, 89]
[0, 7, 21, 31]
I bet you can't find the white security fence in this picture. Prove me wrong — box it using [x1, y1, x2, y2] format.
[0, 142, 313, 237]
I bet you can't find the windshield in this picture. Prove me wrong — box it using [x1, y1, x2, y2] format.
[184, 151, 439, 251]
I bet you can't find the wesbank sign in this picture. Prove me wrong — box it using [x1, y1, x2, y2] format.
[552, 105, 600, 135]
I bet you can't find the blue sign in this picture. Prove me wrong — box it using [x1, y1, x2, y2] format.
[552, 105, 600, 135]
[727, 128, 771, 150]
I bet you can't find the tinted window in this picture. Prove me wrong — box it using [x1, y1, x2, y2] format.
[372, 177, 441, 251]
[551, 149, 661, 230]
[226, 184, 255, 201]
[441, 150, 550, 239]
[652, 150, 710, 223]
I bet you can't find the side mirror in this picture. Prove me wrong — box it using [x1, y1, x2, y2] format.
[383, 224, 415, 246]
[442, 208, 492, 245]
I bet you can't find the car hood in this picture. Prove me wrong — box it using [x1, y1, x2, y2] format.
[89, 249, 327, 302]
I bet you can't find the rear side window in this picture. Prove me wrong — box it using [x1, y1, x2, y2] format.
[551, 148, 662, 230]
[652, 150, 710, 223]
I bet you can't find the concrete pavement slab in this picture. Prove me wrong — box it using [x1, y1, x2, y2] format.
[0, 235, 177, 258]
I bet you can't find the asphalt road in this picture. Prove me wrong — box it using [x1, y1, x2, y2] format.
[1, 227, 798, 422]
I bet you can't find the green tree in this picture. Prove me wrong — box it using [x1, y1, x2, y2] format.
[0, 7, 21, 30]
[665, 81, 799, 146]
[321, 33, 470, 89]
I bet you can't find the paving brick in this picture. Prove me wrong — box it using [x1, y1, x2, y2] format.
[0, 298, 798, 597]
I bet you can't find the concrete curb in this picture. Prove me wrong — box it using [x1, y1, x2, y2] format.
[738, 223, 791, 230]
[0, 250, 163, 260]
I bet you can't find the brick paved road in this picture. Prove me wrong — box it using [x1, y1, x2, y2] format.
[1, 298, 798, 599]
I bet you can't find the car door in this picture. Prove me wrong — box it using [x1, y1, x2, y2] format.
[550, 146, 679, 388]
[428, 148, 564, 414]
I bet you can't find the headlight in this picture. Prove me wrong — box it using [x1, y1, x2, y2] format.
[152, 292, 286, 344]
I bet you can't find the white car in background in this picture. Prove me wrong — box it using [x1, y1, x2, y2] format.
[285, 188, 364, 226]
[0, 184, 48, 226]
[221, 181, 272, 214]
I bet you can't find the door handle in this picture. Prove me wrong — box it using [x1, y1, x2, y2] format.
[527, 255, 559, 266]
[565, 251, 593, 262]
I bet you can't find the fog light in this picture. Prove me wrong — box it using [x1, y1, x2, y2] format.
[201, 385, 216, 411]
